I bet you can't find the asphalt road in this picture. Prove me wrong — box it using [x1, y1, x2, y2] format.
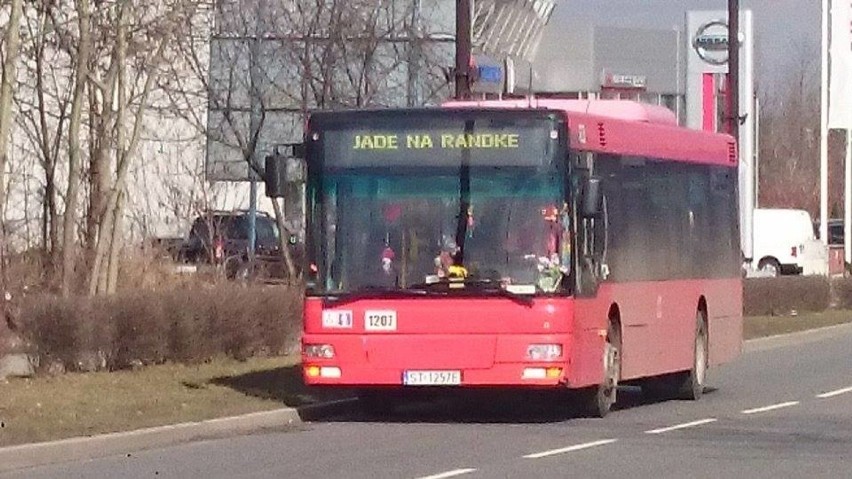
[5, 324, 852, 479]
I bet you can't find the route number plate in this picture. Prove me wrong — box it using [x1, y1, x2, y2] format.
[403, 370, 461, 386]
[365, 310, 397, 331]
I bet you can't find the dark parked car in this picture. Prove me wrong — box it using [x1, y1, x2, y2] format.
[179, 211, 287, 279]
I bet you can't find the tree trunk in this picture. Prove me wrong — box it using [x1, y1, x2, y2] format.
[33, 2, 65, 273]
[63, 0, 92, 296]
[89, 33, 165, 295]
[105, 189, 125, 293]
[85, 51, 119, 266]
[86, 89, 110, 263]
[46, 165, 59, 257]
[106, 9, 128, 295]
[0, 0, 25, 288]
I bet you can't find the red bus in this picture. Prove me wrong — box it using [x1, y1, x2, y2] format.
[271, 99, 742, 417]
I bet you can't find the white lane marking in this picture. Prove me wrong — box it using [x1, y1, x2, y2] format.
[741, 401, 800, 414]
[644, 418, 717, 434]
[817, 386, 852, 398]
[416, 468, 477, 479]
[523, 439, 618, 459]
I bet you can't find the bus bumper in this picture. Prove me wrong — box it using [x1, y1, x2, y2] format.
[301, 363, 568, 387]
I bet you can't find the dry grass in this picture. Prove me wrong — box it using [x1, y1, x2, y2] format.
[117, 249, 223, 292]
[743, 309, 852, 339]
[0, 355, 314, 447]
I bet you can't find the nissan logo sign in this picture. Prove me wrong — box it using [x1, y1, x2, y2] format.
[693, 20, 729, 65]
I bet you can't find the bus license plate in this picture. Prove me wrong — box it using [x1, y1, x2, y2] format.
[403, 370, 461, 386]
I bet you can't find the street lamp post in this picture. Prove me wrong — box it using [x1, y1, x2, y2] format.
[455, 0, 472, 100]
[727, 0, 739, 140]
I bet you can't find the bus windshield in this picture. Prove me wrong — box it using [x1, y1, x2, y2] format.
[306, 110, 568, 295]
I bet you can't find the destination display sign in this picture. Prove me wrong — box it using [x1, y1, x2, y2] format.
[319, 118, 556, 169]
[352, 132, 520, 151]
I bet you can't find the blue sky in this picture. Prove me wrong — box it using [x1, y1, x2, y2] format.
[553, 0, 820, 94]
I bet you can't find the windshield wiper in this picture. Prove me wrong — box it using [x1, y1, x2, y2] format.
[319, 280, 535, 308]
[407, 279, 535, 307]
[318, 286, 441, 306]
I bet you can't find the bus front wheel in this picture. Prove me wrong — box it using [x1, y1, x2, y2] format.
[581, 321, 621, 418]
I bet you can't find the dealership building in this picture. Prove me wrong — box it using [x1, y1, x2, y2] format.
[519, 10, 756, 261]
[531, 23, 686, 123]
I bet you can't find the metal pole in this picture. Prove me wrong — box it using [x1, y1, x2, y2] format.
[249, 177, 257, 257]
[455, 0, 472, 100]
[248, 36, 260, 261]
[675, 26, 682, 124]
[845, 129, 851, 266]
[754, 93, 760, 207]
[407, 0, 422, 107]
[727, 0, 739, 139]
[820, 0, 830, 245]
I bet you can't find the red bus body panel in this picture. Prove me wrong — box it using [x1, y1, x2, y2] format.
[302, 279, 741, 388]
[576, 279, 742, 382]
[303, 297, 586, 387]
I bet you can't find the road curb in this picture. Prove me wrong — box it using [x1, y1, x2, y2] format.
[0, 398, 358, 474]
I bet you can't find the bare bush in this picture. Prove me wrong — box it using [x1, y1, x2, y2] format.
[831, 277, 852, 310]
[743, 277, 831, 316]
[18, 284, 302, 372]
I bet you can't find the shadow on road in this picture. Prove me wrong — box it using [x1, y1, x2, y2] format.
[302, 385, 718, 424]
[211, 365, 718, 425]
[209, 365, 354, 408]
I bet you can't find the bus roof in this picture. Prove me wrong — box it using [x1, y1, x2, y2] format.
[443, 99, 737, 167]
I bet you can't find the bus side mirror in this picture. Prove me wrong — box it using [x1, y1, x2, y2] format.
[265, 143, 306, 198]
[581, 176, 603, 218]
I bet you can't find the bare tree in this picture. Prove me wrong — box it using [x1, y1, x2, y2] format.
[161, 0, 452, 280]
[15, 0, 72, 269]
[60, 0, 92, 295]
[0, 0, 25, 285]
[757, 42, 822, 216]
[87, 0, 185, 295]
[6, 0, 203, 295]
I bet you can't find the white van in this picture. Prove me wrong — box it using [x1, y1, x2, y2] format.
[751, 208, 828, 276]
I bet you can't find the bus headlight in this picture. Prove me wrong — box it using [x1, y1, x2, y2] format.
[305, 365, 341, 378]
[303, 344, 335, 359]
[526, 344, 563, 361]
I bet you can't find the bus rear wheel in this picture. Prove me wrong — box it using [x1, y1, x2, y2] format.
[581, 322, 621, 418]
[641, 311, 708, 401]
[673, 312, 708, 400]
